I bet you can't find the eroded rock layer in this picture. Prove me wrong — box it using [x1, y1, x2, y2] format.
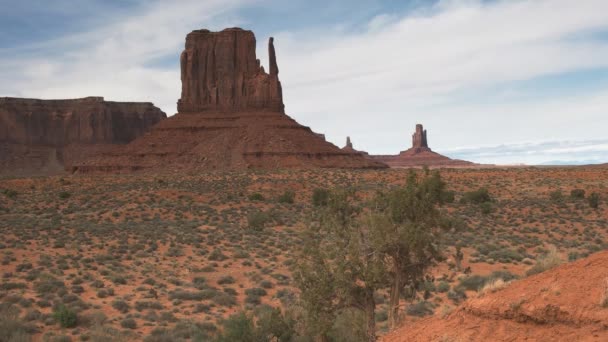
[0, 97, 166, 174]
[76, 28, 386, 172]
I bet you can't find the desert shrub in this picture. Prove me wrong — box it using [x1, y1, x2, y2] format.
[406, 301, 434, 317]
[216, 313, 254, 342]
[589, 192, 601, 209]
[111, 300, 130, 313]
[120, 318, 137, 329]
[0, 305, 38, 340]
[312, 188, 330, 207]
[549, 190, 564, 202]
[248, 193, 265, 201]
[461, 188, 492, 204]
[218, 276, 235, 285]
[260, 280, 273, 289]
[208, 249, 228, 261]
[526, 246, 562, 276]
[213, 293, 236, 307]
[457, 275, 487, 291]
[447, 289, 467, 304]
[58, 191, 71, 200]
[570, 189, 586, 199]
[480, 202, 493, 215]
[441, 190, 456, 204]
[53, 305, 77, 328]
[245, 288, 267, 297]
[0, 282, 27, 290]
[247, 211, 269, 231]
[1, 189, 18, 199]
[436, 281, 450, 293]
[277, 190, 295, 204]
[34, 274, 64, 294]
[479, 278, 510, 296]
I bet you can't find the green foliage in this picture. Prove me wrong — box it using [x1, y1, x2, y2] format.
[570, 189, 585, 199]
[120, 318, 137, 329]
[58, 191, 71, 200]
[311, 188, 330, 207]
[1, 189, 18, 199]
[247, 211, 270, 231]
[549, 190, 564, 202]
[461, 188, 492, 204]
[53, 305, 77, 328]
[296, 170, 454, 339]
[0, 305, 38, 341]
[589, 192, 600, 209]
[214, 310, 294, 342]
[277, 190, 295, 204]
[406, 301, 434, 317]
[248, 193, 265, 201]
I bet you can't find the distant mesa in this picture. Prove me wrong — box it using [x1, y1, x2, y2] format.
[76, 28, 386, 173]
[372, 124, 475, 168]
[0, 97, 166, 175]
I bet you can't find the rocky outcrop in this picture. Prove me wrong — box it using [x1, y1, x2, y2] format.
[372, 124, 475, 168]
[342, 136, 370, 156]
[0, 97, 166, 174]
[411, 124, 429, 152]
[178, 28, 284, 113]
[383, 251, 608, 342]
[76, 28, 386, 173]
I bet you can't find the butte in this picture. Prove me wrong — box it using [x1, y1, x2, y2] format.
[76, 28, 386, 173]
[372, 124, 476, 168]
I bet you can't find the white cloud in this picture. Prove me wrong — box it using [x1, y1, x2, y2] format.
[1, 0, 608, 164]
[0, 0, 255, 111]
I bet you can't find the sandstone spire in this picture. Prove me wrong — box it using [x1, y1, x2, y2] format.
[412, 124, 428, 150]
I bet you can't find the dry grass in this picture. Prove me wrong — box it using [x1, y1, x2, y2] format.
[478, 278, 510, 296]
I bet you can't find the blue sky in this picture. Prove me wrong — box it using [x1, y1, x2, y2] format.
[1, 0, 608, 165]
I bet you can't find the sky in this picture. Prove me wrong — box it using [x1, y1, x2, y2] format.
[1, 0, 608, 165]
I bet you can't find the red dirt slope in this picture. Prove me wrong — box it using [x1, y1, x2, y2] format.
[383, 251, 608, 342]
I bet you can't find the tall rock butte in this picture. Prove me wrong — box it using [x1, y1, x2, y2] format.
[0, 97, 166, 175]
[372, 124, 475, 168]
[76, 28, 386, 172]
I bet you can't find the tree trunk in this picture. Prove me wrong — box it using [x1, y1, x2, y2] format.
[388, 263, 402, 330]
[365, 288, 377, 342]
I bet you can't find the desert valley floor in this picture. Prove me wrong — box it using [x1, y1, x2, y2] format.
[0, 166, 607, 341]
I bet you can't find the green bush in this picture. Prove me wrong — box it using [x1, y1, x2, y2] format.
[461, 188, 492, 204]
[406, 301, 434, 317]
[436, 281, 450, 293]
[589, 192, 600, 209]
[58, 191, 71, 200]
[549, 190, 564, 202]
[53, 305, 77, 328]
[248, 193, 265, 201]
[247, 211, 269, 231]
[1, 189, 18, 199]
[570, 189, 585, 199]
[277, 190, 295, 204]
[121, 318, 137, 329]
[312, 188, 330, 207]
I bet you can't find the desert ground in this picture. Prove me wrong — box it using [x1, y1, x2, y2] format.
[0, 166, 607, 341]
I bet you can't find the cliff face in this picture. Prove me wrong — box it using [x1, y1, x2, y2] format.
[0, 97, 166, 174]
[76, 28, 386, 173]
[178, 28, 284, 113]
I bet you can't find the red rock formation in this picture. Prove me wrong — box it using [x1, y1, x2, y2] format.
[76, 28, 386, 172]
[0, 97, 166, 174]
[372, 124, 475, 168]
[342, 136, 370, 156]
[177, 28, 284, 113]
